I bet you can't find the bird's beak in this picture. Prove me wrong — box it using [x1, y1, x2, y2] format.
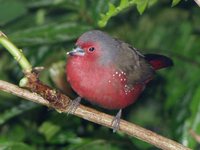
[67, 47, 85, 56]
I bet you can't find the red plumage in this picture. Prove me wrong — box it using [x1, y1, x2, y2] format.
[66, 30, 173, 110]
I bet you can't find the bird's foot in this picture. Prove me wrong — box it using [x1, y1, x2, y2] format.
[111, 109, 122, 132]
[67, 97, 81, 115]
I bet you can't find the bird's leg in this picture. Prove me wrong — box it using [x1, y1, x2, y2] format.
[111, 109, 122, 132]
[67, 96, 81, 115]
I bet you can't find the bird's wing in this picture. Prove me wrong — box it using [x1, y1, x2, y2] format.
[114, 39, 155, 86]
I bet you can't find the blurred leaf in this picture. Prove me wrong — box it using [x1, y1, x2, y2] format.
[0, 0, 27, 26]
[39, 121, 61, 141]
[0, 142, 34, 150]
[0, 102, 37, 125]
[28, 0, 81, 10]
[172, 0, 182, 7]
[0, 125, 26, 142]
[190, 87, 200, 129]
[0, 55, 11, 81]
[28, 0, 66, 7]
[184, 86, 200, 148]
[35, 9, 46, 25]
[68, 139, 121, 150]
[135, 0, 149, 14]
[131, 138, 153, 149]
[49, 130, 79, 144]
[98, 0, 136, 27]
[89, 0, 114, 24]
[148, 0, 158, 7]
[128, 102, 161, 126]
[9, 22, 92, 46]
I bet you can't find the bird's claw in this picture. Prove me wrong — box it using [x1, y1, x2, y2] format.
[67, 97, 81, 115]
[111, 109, 122, 132]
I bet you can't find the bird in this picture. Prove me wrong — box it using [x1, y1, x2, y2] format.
[66, 30, 173, 131]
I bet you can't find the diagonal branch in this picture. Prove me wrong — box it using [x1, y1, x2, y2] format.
[194, 0, 200, 7]
[0, 79, 191, 150]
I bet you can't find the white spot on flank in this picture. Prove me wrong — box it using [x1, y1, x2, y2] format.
[108, 80, 111, 83]
[124, 84, 134, 95]
[115, 72, 118, 74]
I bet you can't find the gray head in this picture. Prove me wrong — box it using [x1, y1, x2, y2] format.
[67, 30, 120, 65]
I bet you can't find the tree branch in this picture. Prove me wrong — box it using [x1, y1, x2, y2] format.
[194, 0, 200, 7]
[0, 80, 191, 150]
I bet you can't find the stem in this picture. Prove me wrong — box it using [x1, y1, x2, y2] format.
[0, 31, 32, 71]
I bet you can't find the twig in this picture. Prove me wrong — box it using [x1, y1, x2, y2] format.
[0, 80, 191, 150]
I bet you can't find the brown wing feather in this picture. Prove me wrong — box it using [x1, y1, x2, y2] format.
[114, 39, 154, 86]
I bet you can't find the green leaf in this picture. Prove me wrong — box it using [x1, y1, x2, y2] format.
[98, 0, 155, 27]
[0, 102, 37, 125]
[131, 138, 152, 149]
[0, 125, 26, 142]
[186, 87, 200, 148]
[0, 1, 27, 25]
[190, 87, 200, 127]
[28, 0, 66, 7]
[172, 0, 182, 7]
[108, 3, 116, 13]
[98, 0, 136, 27]
[39, 121, 61, 141]
[68, 139, 121, 150]
[136, 0, 149, 14]
[9, 22, 92, 46]
[0, 142, 34, 150]
[120, 0, 129, 8]
[28, 0, 82, 11]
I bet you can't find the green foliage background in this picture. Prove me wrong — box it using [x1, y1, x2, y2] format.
[0, 0, 200, 149]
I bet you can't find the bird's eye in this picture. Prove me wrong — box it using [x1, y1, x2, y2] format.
[88, 47, 95, 52]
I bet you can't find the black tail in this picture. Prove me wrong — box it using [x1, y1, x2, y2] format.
[144, 54, 173, 70]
